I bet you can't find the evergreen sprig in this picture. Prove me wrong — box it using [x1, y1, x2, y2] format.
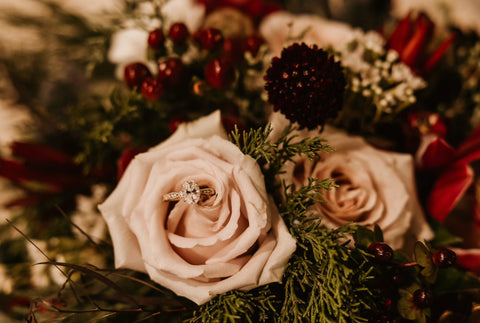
[229, 124, 334, 192]
[278, 180, 375, 323]
[229, 126, 376, 322]
[186, 286, 280, 323]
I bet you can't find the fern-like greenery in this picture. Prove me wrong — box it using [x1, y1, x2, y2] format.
[186, 126, 376, 322]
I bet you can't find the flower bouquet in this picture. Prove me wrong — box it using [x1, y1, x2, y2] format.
[2, 0, 480, 322]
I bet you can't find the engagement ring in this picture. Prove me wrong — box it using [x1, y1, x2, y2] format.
[163, 180, 216, 204]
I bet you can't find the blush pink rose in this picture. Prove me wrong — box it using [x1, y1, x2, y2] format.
[270, 112, 433, 250]
[98, 111, 296, 305]
[259, 11, 354, 57]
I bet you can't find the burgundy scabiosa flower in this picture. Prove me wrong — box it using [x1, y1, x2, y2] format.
[264, 43, 346, 130]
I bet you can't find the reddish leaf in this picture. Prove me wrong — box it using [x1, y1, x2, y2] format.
[0, 158, 85, 192]
[4, 194, 43, 208]
[427, 164, 474, 222]
[10, 142, 74, 166]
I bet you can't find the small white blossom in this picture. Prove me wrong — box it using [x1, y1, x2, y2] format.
[27, 240, 50, 288]
[0, 264, 13, 294]
[71, 185, 108, 243]
[161, 0, 205, 32]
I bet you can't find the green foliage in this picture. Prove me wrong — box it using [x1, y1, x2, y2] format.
[187, 286, 279, 323]
[229, 126, 375, 322]
[229, 124, 334, 192]
[414, 242, 438, 283]
[278, 181, 375, 323]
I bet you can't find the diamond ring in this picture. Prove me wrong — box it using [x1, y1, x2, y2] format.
[163, 180, 216, 204]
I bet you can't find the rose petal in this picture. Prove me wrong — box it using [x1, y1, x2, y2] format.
[271, 112, 432, 250]
[153, 110, 228, 150]
[100, 111, 296, 305]
[259, 11, 353, 57]
[427, 164, 474, 222]
[144, 207, 296, 305]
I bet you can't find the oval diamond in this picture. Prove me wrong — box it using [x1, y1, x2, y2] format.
[181, 180, 201, 204]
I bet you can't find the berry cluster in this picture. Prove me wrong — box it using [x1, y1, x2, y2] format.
[365, 241, 457, 322]
[123, 22, 264, 102]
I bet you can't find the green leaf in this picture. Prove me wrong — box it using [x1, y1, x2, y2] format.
[352, 225, 374, 249]
[429, 218, 463, 247]
[373, 225, 384, 242]
[433, 267, 480, 294]
[397, 289, 416, 320]
[414, 241, 436, 281]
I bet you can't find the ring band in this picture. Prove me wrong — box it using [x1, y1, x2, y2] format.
[163, 180, 216, 204]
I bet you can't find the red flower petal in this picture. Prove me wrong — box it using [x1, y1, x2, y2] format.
[452, 248, 480, 273]
[424, 32, 456, 72]
[387, 12, 413, 54]
[419, 135, 456, 169]
[427, 164, 473, 222]
[455, 123, 480, 165]
[401, 13, 434, 69]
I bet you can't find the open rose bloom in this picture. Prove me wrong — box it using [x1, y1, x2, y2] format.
[270, 113, 433, 251]
[98, 111, 296, 305]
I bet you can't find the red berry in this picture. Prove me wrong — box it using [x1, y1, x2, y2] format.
[169, 22, 189, 44]
[205, 57, 235, 89]
[124, 63, 151, 90]
[432, 248, 457, 268]
[412, 289, 432, 309]
[141, 77, 164, 101]
[243, 35, 263, 57]
[148, 28, 165, 50]
[157, 58, 185, 88]
[367, 242, 394, 264]
[201, 28, 224, 51]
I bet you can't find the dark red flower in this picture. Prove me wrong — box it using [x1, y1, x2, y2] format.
[264, 43, 345, 130]
[387, 12, 456, 74]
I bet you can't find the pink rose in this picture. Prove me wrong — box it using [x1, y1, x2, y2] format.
[270, 113, 433, 250]
[98, 111, 296, 305]
[259, 11, 354, 57]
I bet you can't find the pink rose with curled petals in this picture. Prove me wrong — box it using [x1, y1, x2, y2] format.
[259, 11, 354, 57]
[98, 111, 296, 305]
[270, 112, 433, 251]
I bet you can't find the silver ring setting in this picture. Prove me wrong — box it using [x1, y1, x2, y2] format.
[163, 180, 216, 204]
